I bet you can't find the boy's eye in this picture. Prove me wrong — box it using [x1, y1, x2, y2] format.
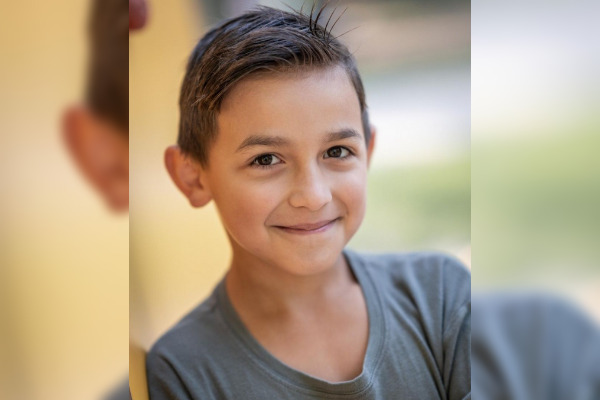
[325, 146, 350, 159]
[252, 154, 282, 167]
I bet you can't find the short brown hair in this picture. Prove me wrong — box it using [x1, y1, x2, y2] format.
[178, 6, 370, 166]
[87, 0, 129, 133]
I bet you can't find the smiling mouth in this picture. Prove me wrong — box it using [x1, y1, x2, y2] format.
[274, 218, 340, 234]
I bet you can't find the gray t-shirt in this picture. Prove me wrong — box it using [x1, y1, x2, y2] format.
[472, 293, 600, 400]
[146, 250, 471, 399]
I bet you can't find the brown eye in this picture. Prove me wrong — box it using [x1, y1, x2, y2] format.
[325, 146, 349, 158]
[257, 154, 273, 165]
[252, 154, 282, 167]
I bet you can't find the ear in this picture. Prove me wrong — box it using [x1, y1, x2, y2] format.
[366, 125, 377, 168]
[164, 145, 212, 207]
[63, 105, 129, 211]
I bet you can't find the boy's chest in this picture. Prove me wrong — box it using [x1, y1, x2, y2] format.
[201, 305, 447, 400]
[248, 299, 369, 383]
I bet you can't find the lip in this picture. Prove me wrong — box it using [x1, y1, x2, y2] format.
[274, 218, 340, 235]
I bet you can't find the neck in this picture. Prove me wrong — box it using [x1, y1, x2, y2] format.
[225, 249, 356, 317]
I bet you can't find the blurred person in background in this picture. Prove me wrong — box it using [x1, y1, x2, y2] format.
[471, 293, 600, 399]
[63, 0, 130, 212]
[0, 0, 131, 398]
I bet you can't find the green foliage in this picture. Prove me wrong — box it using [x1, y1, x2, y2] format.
[472, 129, 600, 286]
[351, 157, 470, 251]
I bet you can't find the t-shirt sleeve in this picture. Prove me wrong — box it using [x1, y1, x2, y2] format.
[472, 294, 600, 399]
[146, 350, 194, 400]
[441, 256, 471, 400]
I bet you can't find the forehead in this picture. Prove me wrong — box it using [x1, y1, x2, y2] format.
[215, 66, 363, 149]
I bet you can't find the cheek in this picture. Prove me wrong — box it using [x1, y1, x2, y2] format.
[214, 177, 281, 230]
[335, 168, 368, 221]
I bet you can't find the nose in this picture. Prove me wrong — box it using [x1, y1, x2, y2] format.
[288, 165, 332, 211]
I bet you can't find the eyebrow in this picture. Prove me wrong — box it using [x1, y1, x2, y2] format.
[236, 135, 291, 152]
[324, 128, 362, 143]
[235, 128, 363, 153]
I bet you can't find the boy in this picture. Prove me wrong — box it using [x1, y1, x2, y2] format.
[147, 6, 470, 399]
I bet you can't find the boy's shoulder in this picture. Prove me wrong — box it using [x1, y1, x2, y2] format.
[146, 284, 230, 368]
[347, 249, 470, 289]
[346, 249, 471, 323]
[145, 282, 250, 397]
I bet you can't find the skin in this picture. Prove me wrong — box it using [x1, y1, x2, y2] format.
[63, 106, 129, 212]
[129, 0, 148, 31]
[166, 66, 376, 381]
[63, 0, 140, 212]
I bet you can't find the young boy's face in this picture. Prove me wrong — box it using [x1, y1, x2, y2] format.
[198, 67, 374, 275]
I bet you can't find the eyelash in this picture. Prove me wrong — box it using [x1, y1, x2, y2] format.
[324, 146, 353, 159]
[249, 146, 354, 169]
[251, 154, 283, 169]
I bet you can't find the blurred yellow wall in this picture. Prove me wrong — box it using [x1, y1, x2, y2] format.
[0, 1, 128, 400]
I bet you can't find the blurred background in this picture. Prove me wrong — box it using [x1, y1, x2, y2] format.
[0, 1, 128, 400]
[472, 0, 600, 317]
[471, 2, 600, 395]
